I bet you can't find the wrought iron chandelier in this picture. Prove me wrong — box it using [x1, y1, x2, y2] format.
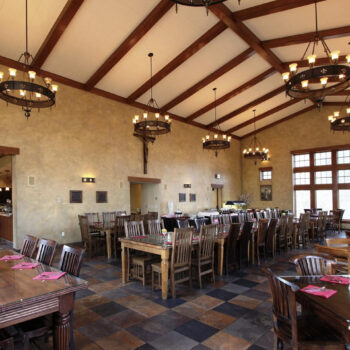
[171, 0, 229, 15]
[243, 110, 269, 162]
[328, 96, 350, 132]
[132, 53, 171, 136]
[281, 0, 350, 105]
[202, 88, 231, 157]
[0, 0, 58, 119]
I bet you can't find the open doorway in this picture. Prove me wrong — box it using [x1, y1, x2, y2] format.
[212, 184, 223, 211]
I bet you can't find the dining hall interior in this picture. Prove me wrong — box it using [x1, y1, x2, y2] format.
[0, 0, 350, 349]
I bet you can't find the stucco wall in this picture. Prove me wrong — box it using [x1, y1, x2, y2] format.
[240, 105, 350, 210]
[0, 65, 241, 248]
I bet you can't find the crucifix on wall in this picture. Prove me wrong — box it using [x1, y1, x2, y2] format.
[133, 133, 155, 174]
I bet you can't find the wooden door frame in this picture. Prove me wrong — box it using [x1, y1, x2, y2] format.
[128, 176, 161, 184]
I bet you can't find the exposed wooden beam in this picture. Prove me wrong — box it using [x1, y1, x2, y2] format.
[32, 0, 85, 68]
[186, 67, 276, 122]
[128, 21, 227, 102]
[233, 0, 326, 21]
[332, 90, 350, 96]
[323, 102, 349, 106]
[85, 0, 173, 88]
[226, 99, 299, 133]
[263, 25, 350, 48]
[241, 104, 316, 138]
[210, 3, 284, 73]
[161, 48, 254, 112]
[206, 86, 285, 128]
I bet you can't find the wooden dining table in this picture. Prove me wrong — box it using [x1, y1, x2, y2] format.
[281, 275, 350, 348]
[0, 250, 88, 350]
[91, 222, 113, 259]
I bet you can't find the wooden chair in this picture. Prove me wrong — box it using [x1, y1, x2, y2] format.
[326, 238, 350, 247]
[148, 219, 164, 236]
[102, 211, 116, 229]
[114, 215, 130, 256]
[85, 212, 100, 225]
[276, 215, 287, 253]
[246, 212, 254, 221]
[290, 253, 337, 276]
[0, 330, 13, 350]
[151, 227, 193, 298]
[286, 214, 294, 249]
[20, 235, 38, 258]
[192, 224, 216, 288]
[116, 210, 127, 216]
[193, 217, 207, 232]
[266, 218, 278, 257]
[256, 219, 269, 265]
[35, 238, 58, 266]
[221, 213, 231, 224]
[315, 244, 350, 274]
[345, 230, 350, 238]
[59, 245, 85, 276]
[176, 218, 190, 228]
[224, 223, 240, 274]
[124, 221, 145, 237]
[147, 211, 158, 220]
[239, 221, 253, 268]
[263, 267, 345, 350]
[297, 213, 310, 248]
[210, 214, 220, 224]
[238, 212, 246, 223]
[315, 212, 327, 241]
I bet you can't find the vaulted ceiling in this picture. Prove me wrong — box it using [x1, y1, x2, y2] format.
[0, 0, 349, 139]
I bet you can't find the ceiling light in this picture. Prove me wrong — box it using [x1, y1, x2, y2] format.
[329, 96, 350, 132]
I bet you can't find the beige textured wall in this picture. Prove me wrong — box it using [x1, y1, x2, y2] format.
[0, 65, 241, 248]
[241, 106, 350, 210]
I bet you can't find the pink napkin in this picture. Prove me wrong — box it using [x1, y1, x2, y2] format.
[193, 237, 199, 241]
[301, 284, 337, 298]
[12, 262, 40, 269]
[320, 275, 350, 285]
[132, 235, 147, 239]
[0, 254, 24, 261]
[33, 271, 66, 280]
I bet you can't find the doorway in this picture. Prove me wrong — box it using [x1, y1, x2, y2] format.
[211, 184, 223, 211]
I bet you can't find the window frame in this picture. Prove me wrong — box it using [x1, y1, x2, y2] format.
[259, 167, 272, 181]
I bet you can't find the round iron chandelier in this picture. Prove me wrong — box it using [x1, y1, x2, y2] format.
[281, 0, 350, 105]
[132, 53, 171, 136]
[202, 88, 231, 157]
[328, 97, 350, 132]
[0, 0, 58, 119]
[243, 110, 269, 162]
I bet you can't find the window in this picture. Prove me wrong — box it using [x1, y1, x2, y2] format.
[314, 152, 332, 166]
[315, 190, 333, 213]
[294, 172, 310, 185]
[295, 190, 310, 217]
[293, 154, 310, 167]
[338, 170, 350, 184]
[315, 171, 332, 184]
[339, 190, 350, 220]
[337, 149, 350, 164]
[260, 169, 272, 181]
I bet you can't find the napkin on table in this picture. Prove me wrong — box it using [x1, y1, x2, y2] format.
[300, 284, 337, 299]
[12, 262, 40, 269]
[33, 271, 66, 280]
[320, 275, 350, 285]
[0, 254, 24, 261]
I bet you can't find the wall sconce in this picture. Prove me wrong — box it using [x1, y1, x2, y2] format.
[5, 187, 10, 191]
[82, 177, 95, 183]
[215, 174, 221, 179]
[184, 184, 191, 188]
[0, 188, 2, 192]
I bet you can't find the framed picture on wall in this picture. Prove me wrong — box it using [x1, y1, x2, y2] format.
[96, 191, 108, 203]
[260, 185, 272, 201]
[179, 193, 186, 202]
[190, 193, 196, 202]
[70, 190, 82, 203]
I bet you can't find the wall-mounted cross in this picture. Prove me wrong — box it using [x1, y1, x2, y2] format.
[133, 133, 156, 174]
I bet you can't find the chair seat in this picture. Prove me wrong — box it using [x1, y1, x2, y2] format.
[132, 255, 156, 265]
[192, 258, 211, 266]
[152, 262, 162, 273]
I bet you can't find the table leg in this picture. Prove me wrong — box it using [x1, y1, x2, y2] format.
[121, 243, 127, 284]
[218, 239, 224, 276]
[105, 229, 112, 259]
[54, 294, 73, 350]
[251, 234, 255, 265]
[161, 250, 169, 300]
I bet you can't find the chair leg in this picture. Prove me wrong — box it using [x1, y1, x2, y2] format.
[273, 334, 283, 350]
[142, 263, 146, 287]
[151, 270, 155, 291]
[188, 267, 192, 290]
[171, 271, 176, 299]
[198, 264, 202, 289]
[211, 261, 215, 284]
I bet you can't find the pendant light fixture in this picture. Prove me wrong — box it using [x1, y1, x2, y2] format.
[328, 96, 350, 132]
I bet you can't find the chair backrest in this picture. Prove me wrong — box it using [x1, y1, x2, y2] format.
[58, 245, 85, 277]
[210, 215, 220, 224]
[304, 208, 312, 213]
[266, 218, 278, 253]
[325, 238, 350, 247]
[238, 212, 246, 223]
[148, 219, 164, 236]
[217, 223, 231, 235]
[85, 212, 100, 225]
[226, 223, 240, 265]
[299, 212, 310, 234]
[103, 212, 116, 229]
[20, 234, 38, 258]
[286, 214, 294, 238]
[130, 213, 144, 221]
[124, 221, 145, 237]
[115, 215, 130, 237]
[257, 219, 269, 245]
[290, 253, 336, 276]
[198, 224, 216, 260]
[246, 212, 254, 221]
[221, 214, 231, 224]
[147, 211, 158, 220]
[194, 217, 207, 232]
[176, 219, 190, 228]
[278, 215, 288, 237]
[78, 215, 90, 242]
[116, 210, 127, 216]
[36, 238, 58, 266]
[316, 212, 327, 239]
[171, 227, 193, 269]
[265, 208, 272, 219]
[255, 211, 262, 221]
[239, 221, 253, 260]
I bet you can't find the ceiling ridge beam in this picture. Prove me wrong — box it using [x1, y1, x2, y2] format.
[210, 3, 284, 73]
[226, 98, 299, 134]
[241, 104, 316, 138]
[85, 0, 173, 89]
[206, 85, 285, 128]
[233, 0, 326, 21]
[161, 48, 254, 112]
[263, 25, 350, 49]
[127, 21, 227, 102]
[186, 67, 276, 122]
[32, 0, 85, 68]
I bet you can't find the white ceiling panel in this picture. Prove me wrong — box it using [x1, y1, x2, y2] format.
[225, 0, 269, 12]
[170, 54, 271, 116]
[324, 95, 349, 102]
[42, 0, 159, 83]
[96, 6, 218, 98]
[0, 0, 66, 61]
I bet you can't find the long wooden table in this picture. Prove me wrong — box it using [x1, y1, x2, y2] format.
[0, 250, 88, 350]
[282, 275, 350, 348]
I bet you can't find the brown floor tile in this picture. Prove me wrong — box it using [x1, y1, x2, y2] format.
[229, 295, 263, 310]
[81, 344, 104, 350]
[212, 280, 226, 288]
[96, 329, 144, 350]
[253, 282, 271, 293]
[89, 280, 123, 293]
[73, 329, 93, 349]
[244, 274, 267, 283]
[92, 263, 112, 270]
[203, 331, 251, 350]
[117, 294, 148, 307]
[129, 300, 167, 318]
[173, 301, 207, 319]
[74, 309, 102, 328]
[76, 294, 111, 309]
[191, 295, 224, 310]
[87, 278, 103, 285]
[105, 309, 147, 328]
[198, 310, 236, 330]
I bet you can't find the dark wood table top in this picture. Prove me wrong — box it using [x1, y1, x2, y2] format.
[0, 250, 87, 312]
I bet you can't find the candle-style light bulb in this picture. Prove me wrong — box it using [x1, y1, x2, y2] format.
[9, 68, 16, 77]
[334, 111, 340, 118]
[143, 112, 148, 119]
[289, 63, 298, 74]
[282, 72, 290, 82]
[307, 54, 316, 66]
[301, 80, 309, 89]
[320, 77, 328, 86]
[330, 50, 340, 63]
[28, 71, 36, 80]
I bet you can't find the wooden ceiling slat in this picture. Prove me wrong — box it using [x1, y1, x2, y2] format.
[186, 67, 276, 122]
[241, 104, 316, 138]
[32, 0, 85, 68]
[226, 99, 299, 134]
[263, 26, 350, 49]
[127, 21, 227, 102]
[206, 85, 285, 128]
[323, 102, 349, 106]
[85, 0, 173, 88]
[161, 48, 254, 112]
[210, 3, 284, 73]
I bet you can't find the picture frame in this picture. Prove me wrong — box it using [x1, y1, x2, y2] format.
[179, 193, 186, 202]
[260, 185, 272, 201]
[96, 191, 108, 203]
[190, 193, 196, 202]
[70, 190, 82, 203]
